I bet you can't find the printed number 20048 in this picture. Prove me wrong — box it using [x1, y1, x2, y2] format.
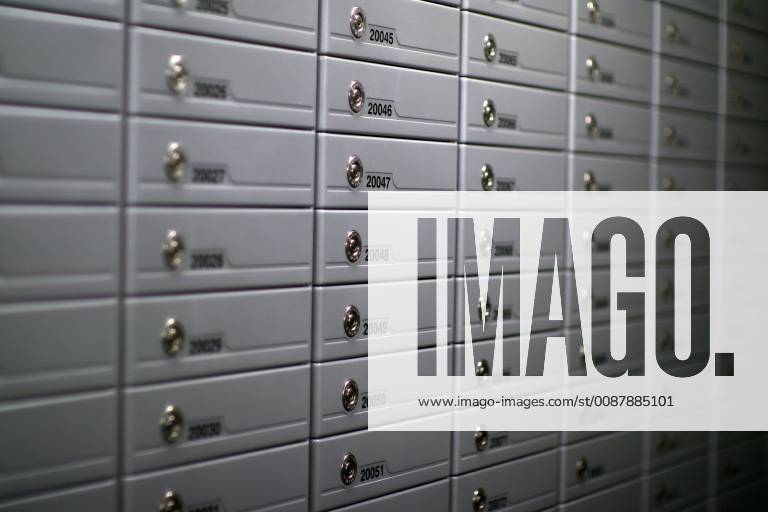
[368, 102, 393, 117]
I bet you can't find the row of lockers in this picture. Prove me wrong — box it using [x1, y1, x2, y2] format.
[0, 427, 763, 510]
[2, 0, 767, 51]
[2, 4, 768, 129]
[3, 117, 758, 208]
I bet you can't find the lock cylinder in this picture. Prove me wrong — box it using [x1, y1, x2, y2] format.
[159, 490, 183, 512]
[341, 378, 359, 412]
[349, 6, 367, 39]
[343, 304, 361, 338]
[482, 99, 496, 127]
[473, 488, 488, 512]
[347, 155, 364, 188]
[340, 453, 358, 485]
[345, 230, 363, 264]
[160, 404, 184, 444]
[483, 34, 497, 62]
[481, 164, 495, 191]
[161, 318, 185, 356]
[164, 142, 187, 183]
[474, 430, 489, 451]
[166, 54, 189, 95]
[348, 80, 366, 114]
[163, 230, 186, 270]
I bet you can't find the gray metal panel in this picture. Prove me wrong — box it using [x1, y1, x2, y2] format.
[569, 154, 649, 191]
[646, 432, 709, 471]
[461, 78, 566, 149]
[725, 119, 768, 165]
[314, 210, 455, 285]
[321, 0, 460, 73]
[572, 96, 651, 156]
[0, 299, 117, 400]
[0, 481, 116, 512]
[574, 0, 653, 50]
[131, 0, 317, 50]
[0, 0, 123, 18]
[452, 431, 559, 475]
[726, 25, 768, 77]
[461, 0, 569, 31]
[455, 274, 558, 342]
[462, 12, 568, 90]
[129, 28, 316, 127]
[311, 430, 450, 511]
[656, 314, 710, 363]
[312, 280, 454, 362]
[0, 6, 122, 110]
[450, 450, 557, 512]
[329, 480, 450, 512]
[573, 38, 652, 103]
[656, 162, 717, 191]
[316, 133, 457, 209]
[647, 457, 708, 512]
[560, 432, 643, 501]
[726, 70, 768, 121]
[128, 119, 314, 207]
[712, 477, 767, 511]
[124, 288, 311, 384]
[123, 443, 309, 512]
[125, 208, 312, 294]
[0, 106, 119, 204]
[726, 0, 768, 33]
[716, 436, 766, 492]
[318, 57, 459, 141]
[656, 265, 710, 314]
[558, 479, 642, 512]
[0, 391, 117, 497]
[456, 208, 563, 275]
[656, 110, 718, 161]
[311, 348, 438, 437]
[0, 206, 118, 301]
[724, 164, 768, 190]
[662, 0, 719, 18]
[660, 5, 719, 66]
[123, 365, 309, 473]
[658, 56, 719, 114]
[460, 145, 566, 192]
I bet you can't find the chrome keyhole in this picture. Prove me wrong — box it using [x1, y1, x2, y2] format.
[585, 113, 599, 137]
[586, 55, 600, 80]
[475, 359, 490, 377]
[159, 490, 183, 512]
[576, 457, 589, 480]
[341, 378, 360, 412]
[666, 22, 679, 41]
[347, 155, 364, 188]
[344, 230, 363, 264]
[664, 125, 677, 144]
[340, 453, 358, 485]
[482, 99, 496, 127]
[474, 430, 489, 451]
[161, 318, 185, 356]
[348, 80, 366, 114]
[587, 0, 601, 23]
[473, 488, 488, 512]
[343, 304, 361, 338]
[349, 6, 367, 39]
[662, 176, 676, 191]
[483, 33, 497, 62]
[165, 142, 187, 183]
[159, 404, 184, 444]
[166, 54, 189, 95]
[478, 297, 492, 321]
[481, 164, 495, 191]
[584, 170, 597, 191]
[163, 230, 185, 270]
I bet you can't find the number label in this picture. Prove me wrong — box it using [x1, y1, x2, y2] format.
[367, 101, 393, 117]
[369, 26, 395, 45]
[359, 463, 385, 482]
